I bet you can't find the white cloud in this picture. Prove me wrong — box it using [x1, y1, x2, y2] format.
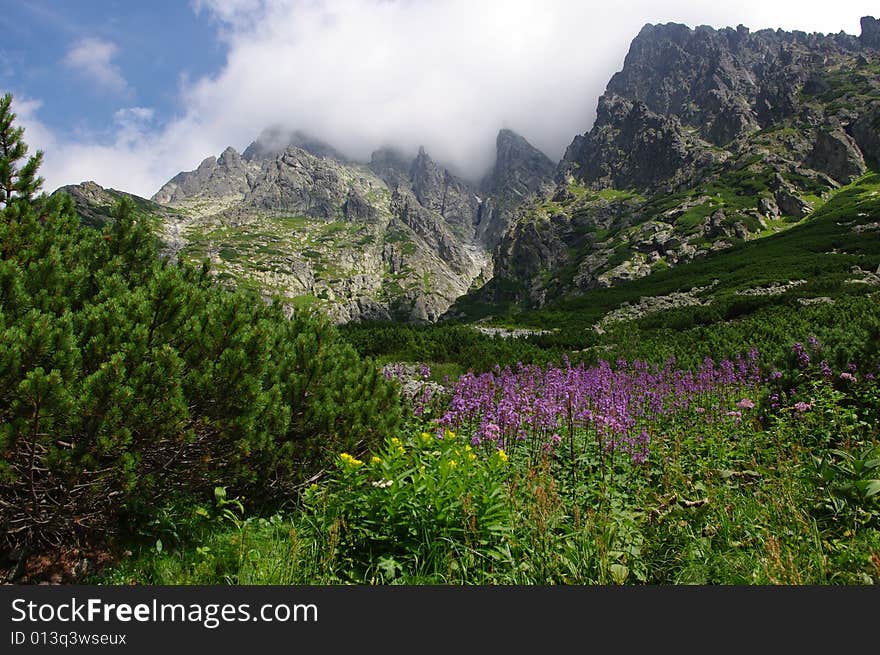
[15, 98, 160, 195]
[25, 1, 878, 197]
[112, 107, 156, 144]
[63, 37, 127, 92]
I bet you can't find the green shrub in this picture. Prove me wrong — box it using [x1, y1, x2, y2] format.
[301, 431, 513, 582]
[0, 93, 402, 552]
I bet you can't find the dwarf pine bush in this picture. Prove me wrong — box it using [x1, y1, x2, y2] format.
[0, 94, 402, 552]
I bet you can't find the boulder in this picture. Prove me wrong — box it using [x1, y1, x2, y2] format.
[807, 127, 867, 184]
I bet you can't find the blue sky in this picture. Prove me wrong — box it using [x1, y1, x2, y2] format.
[2, 1, 223, 144]
[3, 1, 875, 197]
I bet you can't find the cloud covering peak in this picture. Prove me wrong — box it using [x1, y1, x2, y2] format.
[17, 0, 874, 197]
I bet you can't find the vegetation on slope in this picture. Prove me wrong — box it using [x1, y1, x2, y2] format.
[0, 94, 401, 558]
[3, 89, 879, 586]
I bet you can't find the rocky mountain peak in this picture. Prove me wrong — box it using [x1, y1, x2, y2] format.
[862, 16, 880, 50]
[152, 145, 254, 207]
[196, 154, 217, 171]
[408, 146, 480, 234]
[490, 129, 554, 188]
[410, 146, 437, 179]
[218, 146, 242, 166]
[471, 129, 555, 248]
[409, 147, 441, 199]
[242, 127, 347, 162]
[603, 19, 867, 146]
[481, 128, 554, 197]
[368, 146, 413, 189]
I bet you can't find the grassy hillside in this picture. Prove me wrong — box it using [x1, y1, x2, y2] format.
[532, 172, 880, 325]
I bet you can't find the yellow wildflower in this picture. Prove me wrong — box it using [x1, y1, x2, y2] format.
[496, 449, 509, 463]
[444, 429, 456, 440]
[339, 452, 364, 468]
[448, 459, 457, 468]
[371, 455, 382, 465]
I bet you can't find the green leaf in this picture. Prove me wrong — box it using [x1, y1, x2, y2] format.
[155, 539, 163, 553]
[609, 563, 629, 584]
[863, 480, 880, 498]
[377, 556, 399, 580]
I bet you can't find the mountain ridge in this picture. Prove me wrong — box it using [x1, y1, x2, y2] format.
[64, 124, 558, 322]
[60, 15, 880, 325]
[448, 14, 880, 315]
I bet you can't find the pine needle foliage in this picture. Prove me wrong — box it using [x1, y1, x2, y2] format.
[0, 94, 402, 551]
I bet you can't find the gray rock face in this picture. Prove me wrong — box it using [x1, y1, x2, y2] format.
[848, 104, 880, 167]
[390, 188, 476, 278]
[774, 188, 814, 218]
[561, 94, 726, 192]
[861, 16, 880, 50]
[342, 189, 378, 222]
[807, 126, 867, 184]
[245, 146, 351, 217]
[603, 20, 863, 145]
[494, 219, 569, 286]
[153, 146, 256, 206]
[477, 129, 555, 247]
[482, 129, 556, 199]
[758, 196, 780, 218]
[409, 147, 480, 234]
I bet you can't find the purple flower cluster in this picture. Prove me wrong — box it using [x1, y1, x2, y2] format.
[792, 342, 811, 368]
[765, 339, 876, 412]
[437, 352, 761, 466]
[383, 362, 432, 383]
[383, 362, 411, 382]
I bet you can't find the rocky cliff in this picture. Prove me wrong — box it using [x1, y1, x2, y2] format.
[466, 16, 880, 310]
[476, 128, 555, 247]
[140, 123, 557, 321]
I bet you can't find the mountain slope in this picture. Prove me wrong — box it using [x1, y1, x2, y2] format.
[59, 17, 880, 328]
[65, 128, 555, 322]
[451, 16, 880, 313]
[56, 181, 191, 258]
[451, 171, 880, 336]
[153, 142, 489, 322]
